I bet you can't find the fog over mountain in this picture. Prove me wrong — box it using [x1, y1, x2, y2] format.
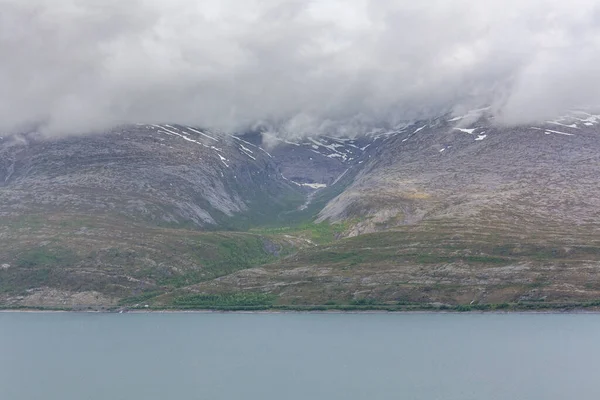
[2, 0, 600, 136]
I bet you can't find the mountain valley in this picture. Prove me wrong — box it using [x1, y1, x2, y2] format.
[3, 110, 600, 311]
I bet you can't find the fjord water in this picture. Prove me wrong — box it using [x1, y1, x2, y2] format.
[1, 313, 599, 400]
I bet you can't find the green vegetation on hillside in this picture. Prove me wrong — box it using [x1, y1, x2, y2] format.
[251, 221, 351, 244]
[4, 210, 600, 311]
[0, 213, 298, 303]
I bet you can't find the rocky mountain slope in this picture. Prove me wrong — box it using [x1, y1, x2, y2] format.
[320, 110, 600, 234]
[3, 111, 600, 310]
[0, 124, 380, 229]
[185, 110, 600, 310]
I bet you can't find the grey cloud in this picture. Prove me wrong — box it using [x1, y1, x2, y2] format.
[1, 0, 600, 137]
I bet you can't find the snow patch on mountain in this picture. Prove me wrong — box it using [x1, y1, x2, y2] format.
[454, 128, 476, 134]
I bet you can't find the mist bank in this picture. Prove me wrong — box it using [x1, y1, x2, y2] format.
[2, 0, 600, 137]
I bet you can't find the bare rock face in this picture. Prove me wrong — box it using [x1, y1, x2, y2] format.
[3, 111, 600, 234]
[318, 110, 600, 234]
[4, 111, 600, 308]
[0, 124, 380, 229]
[0, 125, 301, 228]
[18, 288, 117, 308]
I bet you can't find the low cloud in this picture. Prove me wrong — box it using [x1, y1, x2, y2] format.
[2, 0, 600, 136]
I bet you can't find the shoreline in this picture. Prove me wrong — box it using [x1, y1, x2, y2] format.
[2, 307, 600, 315]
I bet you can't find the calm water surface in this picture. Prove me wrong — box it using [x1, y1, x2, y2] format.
[1, 312, 599, 400]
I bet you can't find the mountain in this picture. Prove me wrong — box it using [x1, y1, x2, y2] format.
[320, 110, 600, 233]
[3, 111, 600, 310]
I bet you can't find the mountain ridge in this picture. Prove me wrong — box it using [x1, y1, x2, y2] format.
[3, 110, 600, 310]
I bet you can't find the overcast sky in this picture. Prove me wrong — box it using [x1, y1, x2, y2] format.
[2, 0, 600, 136]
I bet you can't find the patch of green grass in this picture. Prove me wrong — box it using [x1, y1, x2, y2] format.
[16, 247, 77, 268]
[252, 221, 351, 245]
[0, 268, 52, 294]
[215, 186, 307, 231]
[155, 234, 289, 287]
[0, 215, 46, 230]
[223, 167, 358, 232]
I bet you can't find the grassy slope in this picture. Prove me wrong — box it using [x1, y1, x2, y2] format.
[4, 207, 600, 311]
[0, 213, 304, 307]
[151, 218, 600, 311]
[0, 151, 362, 310]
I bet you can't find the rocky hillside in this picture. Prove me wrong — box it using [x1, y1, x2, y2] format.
[0, 125, 296, 229]
[3, 111, 600, 310]
[319, 110, 600, 234]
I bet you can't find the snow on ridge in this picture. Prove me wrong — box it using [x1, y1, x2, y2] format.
[154, 124, 211, 148]
[289, 180, 327, 189]
[301, 183, 327, 189]
[151, 124, 169, 133]
[547, 121, 579, 129]
[280, 174, 299, 185]
[323, 135, 356, 144]
[413, 125, 427, 133]
[454, 127, 476, 134]
[569, 111, 600, 125]
[217, 153, 229, 168]
[544, 129, 574, 136]
[278, 138, 300, 146]
[165, 124, 185, 133]
[242, 151, 256, 160]
[185, 127, 219, 141]
[258, 147, 273, 158]
[238, 144, 256, 160]
[232, 134, 273, 157]
[239, 144, 254, 153]
[308, 137, 342, 154]
[331, 168, 350, 186]
[530, 127, 574, 136]
[475, 134, 487, 141]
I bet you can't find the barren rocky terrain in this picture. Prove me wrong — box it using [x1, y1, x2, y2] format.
[2, 111, 600, 311]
